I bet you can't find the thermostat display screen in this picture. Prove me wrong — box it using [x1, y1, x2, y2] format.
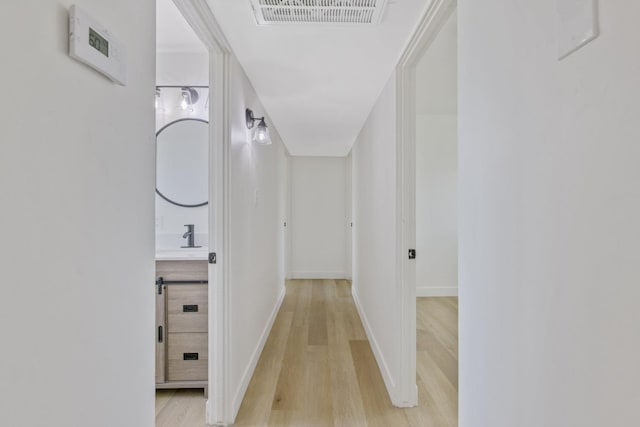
[89, 27, 108, 57]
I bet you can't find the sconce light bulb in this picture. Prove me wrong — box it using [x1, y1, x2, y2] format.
[252, 119, 272, 145]
[155, 89, 166, 113]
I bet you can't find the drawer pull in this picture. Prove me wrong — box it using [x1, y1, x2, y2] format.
[158, 326, 163, 343]
[183, 304, 199, 313]
[183, 352, 199, 361]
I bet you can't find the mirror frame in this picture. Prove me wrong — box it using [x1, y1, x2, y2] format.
[155, 117, 209, 208]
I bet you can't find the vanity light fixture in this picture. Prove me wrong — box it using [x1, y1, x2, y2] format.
[180, 87, 199, 112]
[245, 108, 272, 145]
[155, 88, 165, 112]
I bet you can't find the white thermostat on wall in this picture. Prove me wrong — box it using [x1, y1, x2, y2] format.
[69, 5, 127, 85]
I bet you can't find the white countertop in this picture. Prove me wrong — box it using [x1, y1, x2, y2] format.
[155, 248, 209, 261]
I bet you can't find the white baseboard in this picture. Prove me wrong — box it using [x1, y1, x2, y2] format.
[290, 271, 347, 279]
[351, 289, 401, 405]
[416, 286, 458, 297]
[231, 286, 286, 420]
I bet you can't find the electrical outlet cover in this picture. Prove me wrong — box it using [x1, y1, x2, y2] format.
[557, 0, 599, 60]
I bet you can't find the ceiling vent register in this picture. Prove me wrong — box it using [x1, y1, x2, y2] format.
[250, 0, 388, 25]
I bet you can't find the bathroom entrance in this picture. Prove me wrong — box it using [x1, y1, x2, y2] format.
[154, 0, 229, 424]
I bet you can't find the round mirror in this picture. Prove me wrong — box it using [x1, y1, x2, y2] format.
[156, 118, 208, 208]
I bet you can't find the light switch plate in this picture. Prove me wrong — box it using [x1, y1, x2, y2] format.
[557, 0, 599, 60]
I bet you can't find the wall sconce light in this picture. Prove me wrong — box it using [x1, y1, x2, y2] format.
[180, 87, 199, 112]
[245, 108, 272, 145]
[155, 88, 165, 112]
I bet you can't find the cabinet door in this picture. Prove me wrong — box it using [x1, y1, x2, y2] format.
[155, 285, 166, 384]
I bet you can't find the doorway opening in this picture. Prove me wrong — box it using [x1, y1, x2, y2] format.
[414, 7, 458, 423]
[395, 0, 458, 417]
[154, 0, 210, 422]
[154, 0, 231, 424]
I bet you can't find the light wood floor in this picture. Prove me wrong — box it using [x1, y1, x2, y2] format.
[156, 280, 458, 426]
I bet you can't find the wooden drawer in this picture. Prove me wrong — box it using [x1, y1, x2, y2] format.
[156, 260, 208, 282]
[167, 284, 208, 333]
[167, 333, 208, 381]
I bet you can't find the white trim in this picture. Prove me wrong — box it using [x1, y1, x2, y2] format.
[416, 287, 458, 297]
[172, 0, 231, 54]
[351, 289, 404, 405]
[171, 1, 232, 425]
[395, 0, 457, 408]
[290, 271, 347, 279]
[231, 286, 286, 419]
[285, 156, 292, 280]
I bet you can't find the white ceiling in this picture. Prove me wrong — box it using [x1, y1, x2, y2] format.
[157, 0, 207, 53]
[206, 0, 432, 156]
[416, 10, 457, 115]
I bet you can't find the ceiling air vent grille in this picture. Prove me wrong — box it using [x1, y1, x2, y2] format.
[251, 0, 388, 25]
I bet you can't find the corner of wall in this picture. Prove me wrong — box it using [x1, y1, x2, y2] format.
[231, 285, 286, 420]
[351, 288, 402, 405]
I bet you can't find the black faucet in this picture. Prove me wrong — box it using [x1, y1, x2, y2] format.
[181, 224, 197, 248]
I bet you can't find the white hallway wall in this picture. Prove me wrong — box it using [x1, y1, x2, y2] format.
[460, 1, 640, 426]
[416, 115, 457, 296]
[0, 1, 155, 426]
[345, 152, 353, 279]
[351, 73, 403, 404]
[227, 54, 290, 419]
[415, 9, 458, 297]
[290, 156, 348, 279]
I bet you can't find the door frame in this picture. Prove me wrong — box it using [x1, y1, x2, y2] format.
[395, 0, 457, 406]
[172, 1, 232, 424]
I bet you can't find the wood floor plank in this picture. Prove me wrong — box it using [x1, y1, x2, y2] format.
[292, 279, 312, 328]
[418, 298, 458, 358]
[421, 298, 458, 338]
[342, 299, 367, 341]
[155, 389, 176, 416]
[155, 389, 206, 427]
[308, 280, 328, 345]
[403, 376, 451, 427]
[280, 280, 301, 313]
[335, 279, 352, 298]
[271, 325, 308, 411]
[301, 345, 333, 426]
[326, 303, 368, 427]
[418, 326, 458, 389]
[234, 311, 294, 426]
[156, 281, 458, 427]
[350, 340, 411, 427]
[417, 350, 458, 426]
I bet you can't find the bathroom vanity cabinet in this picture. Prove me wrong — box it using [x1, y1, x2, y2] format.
[155, 259, 208, 392]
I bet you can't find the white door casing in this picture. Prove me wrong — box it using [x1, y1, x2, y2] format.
[171, 0, 232, 424]
[395, 0, 457, 407]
